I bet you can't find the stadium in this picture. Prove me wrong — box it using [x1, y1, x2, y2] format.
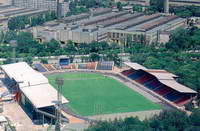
[0, 60, 197, 124]
[47, 72, 160, 116]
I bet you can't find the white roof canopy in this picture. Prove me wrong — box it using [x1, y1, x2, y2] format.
[124, 62, 147, 70]
[21, 84, 68, 108]
[1, 62, 69, 108]
[1, 62, 48, 87]
[124, 62, 197, 94]
[146, 70, 177, 80]
[160, 80, 197, 93]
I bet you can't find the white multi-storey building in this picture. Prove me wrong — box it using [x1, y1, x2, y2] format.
[13, 0, 69, 16]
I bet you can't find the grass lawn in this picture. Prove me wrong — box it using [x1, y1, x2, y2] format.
[48, 72, 160, 116]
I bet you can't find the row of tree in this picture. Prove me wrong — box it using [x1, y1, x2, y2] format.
[170, 6, 200, 18]
[0, 31, 120, 56]
[86, 109, 200, 131]
[8, 11, 56, 30]
[0, 30, 121, 65]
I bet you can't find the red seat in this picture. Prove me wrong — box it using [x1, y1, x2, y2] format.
[155, 87, 172, 96]
[43, 64, 56, 71]
[122, 69, 135, 76]
[174, 96, 191, 105]
[86, 62, 97, 70]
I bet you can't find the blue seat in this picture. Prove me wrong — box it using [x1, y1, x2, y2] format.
[128, 71, 145, 80]
[33, 64, 47, 72]
[96, 61, 114, 70]
[145, 80, 161, 90]
[153, 85, 164, 91]
[78, 64, 87, 69]
[166, 93, 183, 101]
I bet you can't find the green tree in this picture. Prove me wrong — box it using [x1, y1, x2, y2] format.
[45, 39, 61, 54]
[89, 53, 100, 62]
[132, 5, 142, 12]
[4, 31, 17, 43]
[149, 0, 164, 12]
[117, 2, 123, 11]
[24, 56, 33, 65]
[3, 58, 13, 64]
[65, 40, 77, 55]
[40, 58, 48, 64]
[190, 108, 200, 126]
[8, 16, 30, 30]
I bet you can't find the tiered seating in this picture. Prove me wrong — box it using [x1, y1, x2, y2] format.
[86, 62, 96, 70]
[61, 64, 76, 69]
[78, 64, 87, 69]
[71, 64, 76, 69]
[121, 66, 195, 107]
[155, 87, 172, 96]
[121, 69, 135, 76]
[61, 65, 72, 69]
[33, 64, 47, 72]
[128, 70, 146, 80]
[174, 96, 191, 106]
[144, 79, 161, 90]
[43, 64, 56, 72]
[136, 75, 154, 84]
[78, 62, 97, 70]
[164, 91, 182, 102]
[96, 61, 114, 70]
[53, 64, 60, 70]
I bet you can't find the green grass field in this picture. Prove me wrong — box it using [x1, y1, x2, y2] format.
[48, 72, 160, 116]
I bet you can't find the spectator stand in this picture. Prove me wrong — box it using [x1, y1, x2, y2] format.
[122, 62, 197, 107]
[96, 61, 114, 71]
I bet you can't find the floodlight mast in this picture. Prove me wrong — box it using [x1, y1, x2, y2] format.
[55, 77, 64, 131]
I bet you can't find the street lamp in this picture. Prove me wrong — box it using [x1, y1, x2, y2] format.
[10, 40, 17, 63]
[55, 77, 64, 131]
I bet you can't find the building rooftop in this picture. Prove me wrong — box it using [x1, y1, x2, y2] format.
[1, 62, 48, 88]
[1, 62, 69, 109]
[124, 62, 147, 70]
[21, 84, 69, 108]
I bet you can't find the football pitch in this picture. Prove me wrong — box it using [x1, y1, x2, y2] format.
[48, 72, 160, 116]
